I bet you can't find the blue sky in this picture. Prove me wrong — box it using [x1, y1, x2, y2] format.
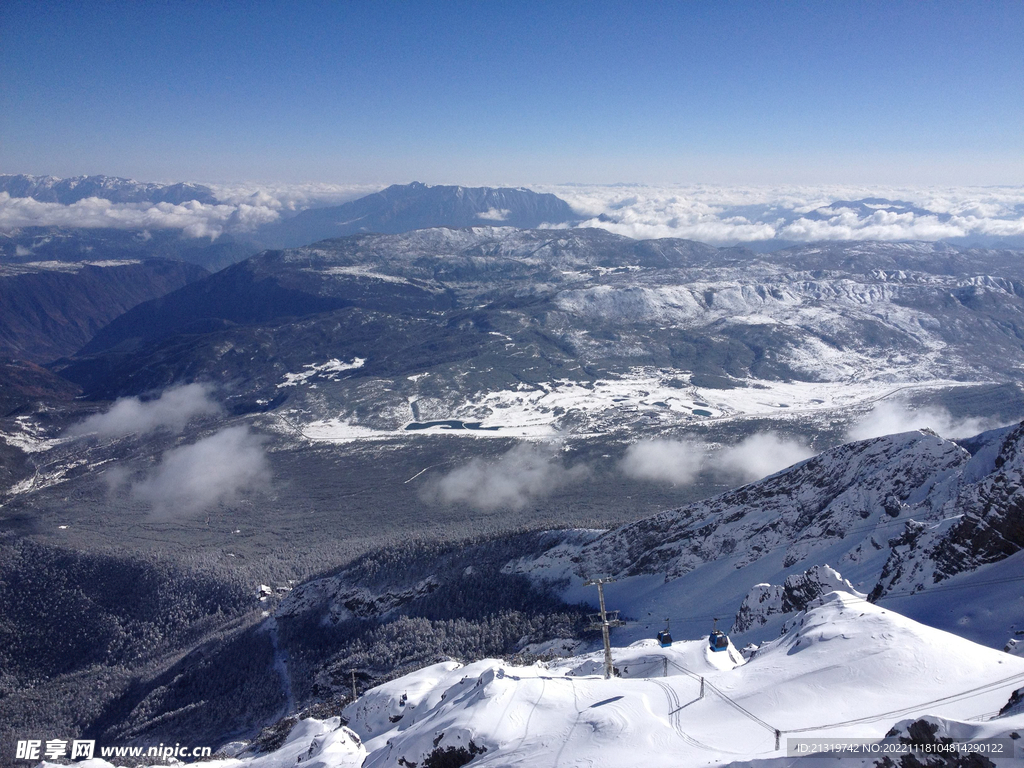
[2, 1, 1021, 185]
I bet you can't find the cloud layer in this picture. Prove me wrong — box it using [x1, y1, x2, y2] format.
[424, 443, 589, 511]
[847, 402, 1004, 442]
[620, 439, 704, 485]
[0, 182, 376, 239]
[538, 184, 1024, 245]
[3, 179, 1022, 246]
[129, 426, 269, 516]
[621, 432, 814, 486]
[68, 383, 222, 438]
[714, 433, 815, 483]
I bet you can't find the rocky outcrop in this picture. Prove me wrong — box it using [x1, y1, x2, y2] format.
[733, 565, 863, 632]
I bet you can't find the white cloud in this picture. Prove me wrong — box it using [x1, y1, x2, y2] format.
[619, 439, 704, 485]
[621, 433, 814, 486]
[532, 184, 1024, 245]
[476, 208, 511, 221]
[5, 179, 1022, 245]
[847, 401, 1003, 441]
[129, 426, 269, 516]
[0, 182, 381, 239]
[713, 432, 815, 483]
[424, 442, 589, 511]
[68, 383, 222, 438]
[0, 193, 279, 238]
[205, 181, 379, 211]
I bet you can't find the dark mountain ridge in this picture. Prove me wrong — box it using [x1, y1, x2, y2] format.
[53, 229, 1024, 416]
[257, 182, 580, 247]
[0, 227, 262, 272]
[0, 259, 208, 364]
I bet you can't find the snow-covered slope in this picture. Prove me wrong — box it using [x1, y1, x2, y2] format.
[57, 228, 1024, 431]
[506, 424, 1024, 650]
[65, 593, 1024, 768]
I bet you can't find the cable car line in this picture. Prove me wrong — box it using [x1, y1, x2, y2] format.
[617, 572, 1024, 630]
[782, 670, 1024, 733]
[649, 655, 1024, 738]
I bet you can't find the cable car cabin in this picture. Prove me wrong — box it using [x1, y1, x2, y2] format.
[656, 630, 673, 647]
[708, 630, 729, 652]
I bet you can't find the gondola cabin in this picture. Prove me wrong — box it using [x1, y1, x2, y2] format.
[656, 630, 673, 647]
[708, 630, 729, 652]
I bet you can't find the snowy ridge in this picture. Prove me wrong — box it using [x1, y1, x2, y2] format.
[503, 424, 1024, 650]
[871, 421, 1024, 597]
[0, 173, 219, 206]
[510, 430, 969, 582]
[62, 594, 1024, 767]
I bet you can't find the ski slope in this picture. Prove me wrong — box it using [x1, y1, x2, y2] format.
[64, 592, 1024, 768]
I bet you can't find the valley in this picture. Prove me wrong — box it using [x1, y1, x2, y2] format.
[3, 206, 1024, 765]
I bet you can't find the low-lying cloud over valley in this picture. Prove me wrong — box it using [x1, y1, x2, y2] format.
[847, 401, 1007, 442]
[116, 426, 270, 517]
[620, 432, 814, 486]
[423, 442, 590, 511]
[67, 383, 222, 438]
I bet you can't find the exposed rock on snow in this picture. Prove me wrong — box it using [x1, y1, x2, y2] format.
[732, 564, 863, 632]
[539, 429, 971, 584]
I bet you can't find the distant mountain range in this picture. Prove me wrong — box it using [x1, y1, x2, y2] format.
[257, 181, 580, 247]
[0, 177, 581, 243]
[0, 173, 219, 205]
[53, 229, 1024, 418]
[0, 178, 584, 267]
[5, 174, 1023, 254]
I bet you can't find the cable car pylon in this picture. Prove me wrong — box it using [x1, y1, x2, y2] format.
[585, 576, 625, 679]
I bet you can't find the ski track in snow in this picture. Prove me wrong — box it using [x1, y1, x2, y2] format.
[71, 593, 1024, 768]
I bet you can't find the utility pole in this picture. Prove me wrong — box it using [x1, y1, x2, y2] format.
[584, 577, 625, 679]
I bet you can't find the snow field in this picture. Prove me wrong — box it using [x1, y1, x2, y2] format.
[285, 367, 983, 443]
[57, 592, 1024, 767]
[342, 592, 1024, 767]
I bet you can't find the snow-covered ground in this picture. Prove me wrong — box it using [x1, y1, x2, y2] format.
[279, 368, 982, 443]
[0, 259, 142, 276]
[0, 415, 65, 453]
[277, 358, 366, 388]
[65, 592, 1024, 768]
